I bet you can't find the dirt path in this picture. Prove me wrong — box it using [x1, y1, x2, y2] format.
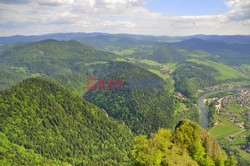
[231, 129, 246, 137]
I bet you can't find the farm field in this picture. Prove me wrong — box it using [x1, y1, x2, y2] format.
[208, 115, 242, 139]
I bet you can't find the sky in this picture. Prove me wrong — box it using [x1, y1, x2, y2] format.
[145, 0, 229, 16]
[0, 0, 250, 36]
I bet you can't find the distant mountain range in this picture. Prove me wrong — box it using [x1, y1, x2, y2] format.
[192, 34, 250, 44]
[1, 32, 250, 45]
[1, 33, 250, 64]
[172, 38, 250, 65]
[173, 38, 250, 54]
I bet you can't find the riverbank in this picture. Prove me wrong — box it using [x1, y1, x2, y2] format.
[198, 87, 250, 128]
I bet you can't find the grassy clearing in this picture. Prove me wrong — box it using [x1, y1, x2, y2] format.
[233, 130, 249, 144]
[115, 48, 135, 56]
[208, 115, 242, 139]
[187, 59, 246, 80]
[113, 57, 129, 62]
[148, 69, 170, 79]
[162, 63, 177, 71]
[10, 67, 28, 73]
[188, 50, 213, 58]
[147, 68, 175, 93]
[115, 45, 154, 56]
[139, 59, 161, 66]
[30, 73, 42, 77]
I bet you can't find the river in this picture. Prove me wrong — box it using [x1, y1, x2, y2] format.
[198, 87, 250, 128]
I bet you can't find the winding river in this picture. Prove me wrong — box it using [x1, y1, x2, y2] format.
[198, 87, 250, 128]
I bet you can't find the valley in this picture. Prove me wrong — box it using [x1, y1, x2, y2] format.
[1, 0, 250, 165]
[0, 33, 250, 165]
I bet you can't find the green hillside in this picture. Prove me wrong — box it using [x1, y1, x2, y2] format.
[0, 78, 133, 165]
[187, 59, 247, 80]
[132, 120, 236, 166]
[0, 131, 68, 166]
[117, 44, 187, 63]
[173, 62, 220, 101]
[0, 40, 200, 136]
[0, 40, 117, 94]
[84, 61, 176, 135]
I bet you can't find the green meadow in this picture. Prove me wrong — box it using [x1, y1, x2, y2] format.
[188, 59, 246, 80]
[208, 115, 242, 139]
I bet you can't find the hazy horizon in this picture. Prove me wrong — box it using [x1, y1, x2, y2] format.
[1, 31, 250, 38]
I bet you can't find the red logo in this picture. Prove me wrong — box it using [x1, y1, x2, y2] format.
[86, 77, 124, 89]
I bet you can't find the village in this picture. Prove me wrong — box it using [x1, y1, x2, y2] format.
[206, 90, 250, 153]
[206, 90, 250, 129]
[220, 90, 250, 109]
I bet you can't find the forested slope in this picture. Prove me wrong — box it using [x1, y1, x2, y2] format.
[84, 62, 175, 135]
[132, 120, 237, 166]
[0, 78, 133, 165]
[0, 40, 117, 94]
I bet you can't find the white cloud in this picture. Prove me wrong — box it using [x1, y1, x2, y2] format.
[226, 0, 250, 21]
[0, 0, 250, 36]
[102, 20, 135, 27]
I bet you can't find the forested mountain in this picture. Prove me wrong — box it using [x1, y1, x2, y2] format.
[0, 33, 157, 52]
[121, 44, 187, 63]
[84, 61, 175, 135]
[173, 38, 250, 65]
[174, 38, 250, 54]
[0, 33, 181, 51]
[0, 39, 116, 94]
[0, 78, 232, 166]
[193, 35, 250, 44]
[1, 33, 250, 47]
[173, 62, 220, 101]
[0, 78, 133, 165]
[132, 120, 237, 166]
[0, 39, 200, 136]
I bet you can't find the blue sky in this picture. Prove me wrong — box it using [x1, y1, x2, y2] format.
[0, 0, 250, 36]
[144, 0, 229, 16]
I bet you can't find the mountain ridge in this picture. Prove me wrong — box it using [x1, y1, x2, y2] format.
[0, 77, 133, 165]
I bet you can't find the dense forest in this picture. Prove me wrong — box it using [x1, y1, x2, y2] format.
[173, 62, 219, 102]
[173, 38, 250, 65]
[84, 62, 175, 135]
[0, 78, 133, 165]
[122, 43, 187, 63]
[0, 40, 116, 94]
[131, 120, 237, 166]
